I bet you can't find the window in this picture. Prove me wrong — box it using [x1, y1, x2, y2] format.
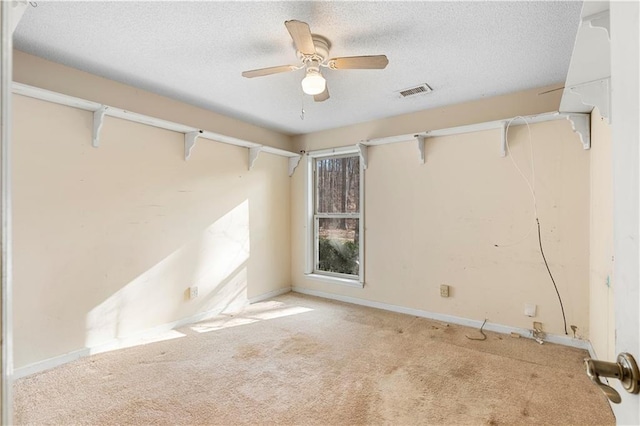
[307, 150, 363, 285]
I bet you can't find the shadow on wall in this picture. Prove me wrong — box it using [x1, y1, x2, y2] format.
[85, 199, 251, 352]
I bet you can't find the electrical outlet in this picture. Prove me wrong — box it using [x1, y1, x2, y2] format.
[524, 303, 537, 317]
[440, 285, 450, 298]
[533, 321, 543, 331]
[189, 286, 198, 299]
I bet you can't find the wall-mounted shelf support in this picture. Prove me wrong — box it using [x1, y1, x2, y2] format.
[184, 131, 202, 161]
[566, 114, 591, 150]
[361, 111, 590, 163]
[584, 10, 610, 40]
[11, 1, 29, 33]
[92, 106, 108, 148]
[248, 147, 263, 171]
[13, 82, 302, 176]
[356, 143, 368, 170]
[500, 122, 507, 157]
[288, 155, 301, 177]
[569, 78, 611, 124]
[416, 135, 426, 164]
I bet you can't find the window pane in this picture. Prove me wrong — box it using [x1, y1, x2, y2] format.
[316, 156, 360, 214]
[317, 217, 359, 276]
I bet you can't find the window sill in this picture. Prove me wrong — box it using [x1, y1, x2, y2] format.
[304, 273, 364, 288]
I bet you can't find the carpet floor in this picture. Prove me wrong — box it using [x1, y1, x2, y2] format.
[14, 293, 614, 425]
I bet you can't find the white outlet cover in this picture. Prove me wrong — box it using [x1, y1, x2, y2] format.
[524, 303, 537, 317]
[189, 286, 198, 299]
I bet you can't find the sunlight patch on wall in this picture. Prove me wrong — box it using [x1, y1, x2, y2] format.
[197, 267, 249, 316]
[85, 200, 251, 349]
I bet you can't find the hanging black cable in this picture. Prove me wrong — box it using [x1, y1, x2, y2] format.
[501, 116, 569, 335]
[536, 218, 568, 335]
[465, 318, 487, 341]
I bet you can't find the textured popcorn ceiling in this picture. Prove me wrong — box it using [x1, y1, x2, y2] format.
[14, 1, 582, 135]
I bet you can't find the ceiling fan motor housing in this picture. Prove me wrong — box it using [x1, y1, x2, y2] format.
[296, 35, 331, 63]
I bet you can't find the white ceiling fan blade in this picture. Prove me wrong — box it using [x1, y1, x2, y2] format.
[285, 20, 316, 55]
[242, 65, 298, 78]
[328, 55, 389, 70]
[314, 85, 330, 102]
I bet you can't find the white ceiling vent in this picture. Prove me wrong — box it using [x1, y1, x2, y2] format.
[397, 84, 433, 98]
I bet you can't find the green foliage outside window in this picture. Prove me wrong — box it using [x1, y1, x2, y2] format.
[318, 237, 359, 275]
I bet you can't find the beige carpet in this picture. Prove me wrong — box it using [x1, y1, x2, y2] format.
[14, 293, 614, 425]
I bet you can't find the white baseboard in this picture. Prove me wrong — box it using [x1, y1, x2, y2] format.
[291, 286, 591, 351]
[88, 303, 240, 356]
[14, 286, 295, 379]
[13, 348, 90, 380]
[249, 286, 292, 304]
[14, 285, 589, 379]
[13, 303, 228, 379]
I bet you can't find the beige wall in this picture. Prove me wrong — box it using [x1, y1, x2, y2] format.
[589, 108, 615, 360]
[291, 96, 591, 336]
[13, 65, 291, 370]
[12, 48, 596, 369]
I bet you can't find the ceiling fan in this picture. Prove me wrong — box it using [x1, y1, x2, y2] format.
[241, 20, 389, 102]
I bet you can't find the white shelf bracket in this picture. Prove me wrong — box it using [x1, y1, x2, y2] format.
[248, 147, 263, 171]
[583, 10, 610, 40]
[92, 106, 108, 148]
[566, 114, 591, 150]
[356, 143, 368, 170]
[11, 1, 29, 33]
[184, 131, 202, 161]
[500, 122, 507, 157]
[415, 135, 426, 164]
[288, 155, 301, 177]
[569, 78, 611, 124]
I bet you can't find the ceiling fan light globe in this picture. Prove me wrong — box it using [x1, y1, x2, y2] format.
[301, 73, 326, 95]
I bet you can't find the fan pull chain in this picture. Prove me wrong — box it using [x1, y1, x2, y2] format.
[300, 90, 305, 121]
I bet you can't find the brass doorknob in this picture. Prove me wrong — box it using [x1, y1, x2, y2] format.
[584, 352, 640, 403]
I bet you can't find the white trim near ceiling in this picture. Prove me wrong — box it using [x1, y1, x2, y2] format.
[362, 111, 591, 157]
[11, 82, 302, 176]
[13, 82, 101, 110]
[305, 111, 590, 166]
[15, 81, 591, 175]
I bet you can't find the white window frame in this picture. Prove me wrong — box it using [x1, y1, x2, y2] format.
[305, 146, 364, 287]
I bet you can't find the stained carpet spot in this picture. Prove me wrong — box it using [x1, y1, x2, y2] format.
[385, 365, 400, 375]
[278, 333, 323, 356]
[234, 345, 262, 360]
